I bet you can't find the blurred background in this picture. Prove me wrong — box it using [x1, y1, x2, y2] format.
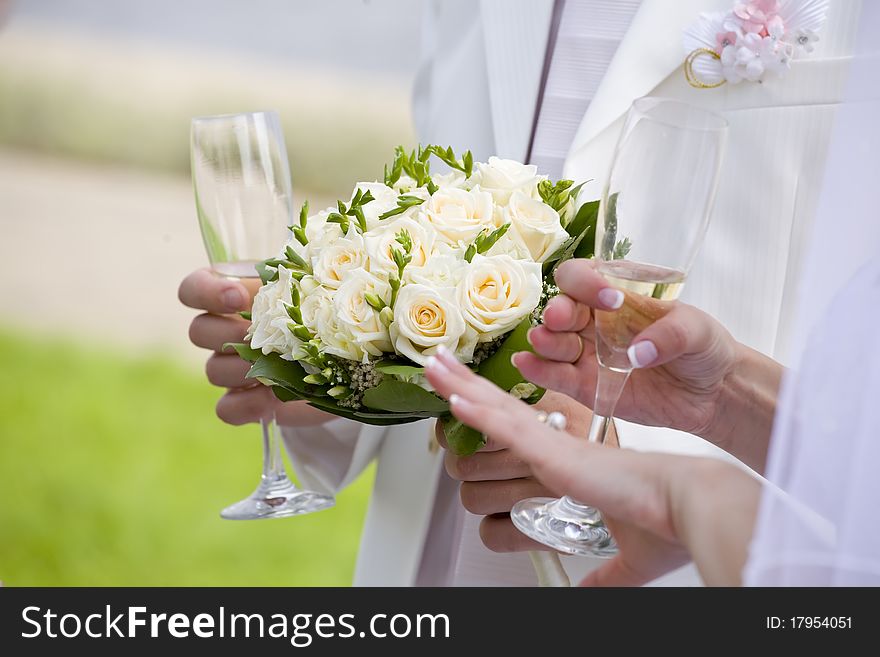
[0, 0, 421, 585]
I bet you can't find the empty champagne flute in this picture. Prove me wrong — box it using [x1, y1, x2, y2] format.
[191, 110, 334, 519]
[511, 97, 728, 556]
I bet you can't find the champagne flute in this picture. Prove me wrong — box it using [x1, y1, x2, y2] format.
[511, 97, 728, 556]
[191, 110, 334, 520]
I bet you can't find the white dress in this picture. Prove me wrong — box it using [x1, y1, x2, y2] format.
[744, 0, 880, 585]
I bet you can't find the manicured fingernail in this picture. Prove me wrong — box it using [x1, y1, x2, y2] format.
[526, 328, 536, 347]
[449, 393, 472, 411]
[436, 345, 458, 366]
[223, 288, 246, 311]
[627, 340, 658, 368]
[511, 352, 524, 368]
[598, 288, 624, 310]
[426, 356, 445, 372]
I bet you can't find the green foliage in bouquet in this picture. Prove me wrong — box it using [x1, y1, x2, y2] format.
[227, 145, 629, 455]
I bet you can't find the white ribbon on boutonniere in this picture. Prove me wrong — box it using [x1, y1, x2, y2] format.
[683, 0, 829, 88]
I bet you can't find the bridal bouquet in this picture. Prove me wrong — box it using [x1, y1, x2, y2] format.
[228, 145, 620, 455]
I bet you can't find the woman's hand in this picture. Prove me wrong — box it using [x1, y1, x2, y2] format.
[178, 268, 333, 427]
[516, 259, 781, 472]
[425, 347, 760, 586]
[435, 391, 593, 553]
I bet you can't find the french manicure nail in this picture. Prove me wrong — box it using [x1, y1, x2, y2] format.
[510, 352, 523, 369]
[223, 288, 246, 311]
[449, 393, 471, 411]
[526, 328, 536, 347]
[627, 340, 658, 368]
[426, 356, 439, 369]
[598, 288, 624, 310]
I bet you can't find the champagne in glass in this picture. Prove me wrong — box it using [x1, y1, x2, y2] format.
[512, 97, 727, 556]
[594, 260, 686, 371]
[191, 110, 334, 520]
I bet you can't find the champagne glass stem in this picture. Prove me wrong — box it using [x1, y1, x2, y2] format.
[588, 364, 631, 443]
[261, 416, 285, 483]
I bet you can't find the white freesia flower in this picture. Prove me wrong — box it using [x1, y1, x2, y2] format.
[364, 216, 435, 277]
[311, 227, 366, 289]
[392, 174, 418, 193]
[333, 268, 393, 358]
[352, 182, 400, 230]
[504, 190, 569, 262]
[299, 278, 331, 331]
[390, 284, 477, 365]
[458, 254, 542, 340]
[247, 265, 302, 360]
[420, 187, 496, 247]
[471, 156, 542, 204]
[304, 208, 342, 251]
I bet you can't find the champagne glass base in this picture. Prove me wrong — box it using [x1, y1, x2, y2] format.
[220, 475, 334, 520]
[511, 496, 618, 558]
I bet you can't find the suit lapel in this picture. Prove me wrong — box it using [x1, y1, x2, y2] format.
[479, 0, 555, 161]
[568, 0, 729, 159]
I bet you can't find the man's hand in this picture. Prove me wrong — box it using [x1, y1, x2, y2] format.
[436, 390, 594, 553]
[178, 268, 332, 427]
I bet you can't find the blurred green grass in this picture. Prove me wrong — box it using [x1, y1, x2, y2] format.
[0, 328, 373, 586]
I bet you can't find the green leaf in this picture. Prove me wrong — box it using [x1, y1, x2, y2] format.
[476, 317, 536, 392]
[245, 353, 313, 394]
[361, 380, 449, 415]
[223, 342, 262, 362]
[272, 386, 301, 403]
[441, 416, 485, 456]
[238, 311, 252, 321]
[564, 199, 600, 239]
[374, 361, 425, 378]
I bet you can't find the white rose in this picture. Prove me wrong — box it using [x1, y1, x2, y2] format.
[472, 156, 542, 204]
[311, 227, 366, 289]
[458, 254, 542, 340]
[405, 250, 466, 287]
[419, 187, 496, 247]
[390, 284, 478, 365]
[503, 190, 569, 262]
[432, 170, 467, 189]
[333, 268, 393, 358]
[247, 265, 302, 360]
[364, 216, 435, 277]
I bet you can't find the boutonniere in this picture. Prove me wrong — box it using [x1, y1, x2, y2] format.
[683, 0, 829, 88]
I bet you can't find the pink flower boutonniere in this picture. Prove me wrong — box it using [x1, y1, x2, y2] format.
[683, 0, 828, 88]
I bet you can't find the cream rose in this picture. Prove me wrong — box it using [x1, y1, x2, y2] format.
[390, 284, 477, 365]
[247, 265, 302, 360]
[405, 250, 465, 287]
[504, 190, 569, 262]
[431, 170, 467, 189]
[471, 156, 542, 204]
[364, 216, 435, 277]
[419, 187, 496, 247]
[311, 227, 366, 289]
[458, 254, 542, 340]
[333, 268, 393, 358]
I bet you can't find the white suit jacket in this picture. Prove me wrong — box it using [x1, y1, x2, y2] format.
[282, 0, 864, 586]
